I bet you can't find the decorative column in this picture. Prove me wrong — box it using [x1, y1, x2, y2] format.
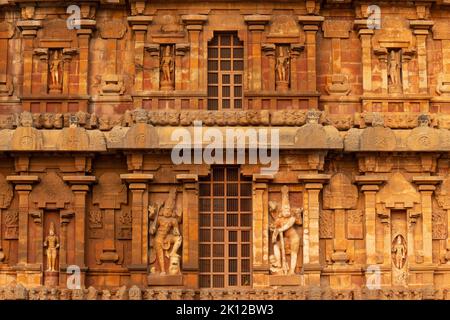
[63, 175, 96, 285]
[120, 173, 153, 285]
[410, 21, 433, 94]
[355, 176, 387, 266]
[413, 177, 442, 266]
[0, 20, 15, 97]
[76, 19, 96, 99]
[298, 174, 330, 285]
[182, 15, 208, 97]
[16, 20, 42, 96]
[298, 15, 324, 94]
[127, 14, 153, 107]
[176, 174, 198, 288]
[252, 174, 273, 288]
[6, 175, 39, 286]
[354, 20, 374, 93]
[244, 15, 270, 93]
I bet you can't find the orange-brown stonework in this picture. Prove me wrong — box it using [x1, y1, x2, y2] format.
[2, 0, 450, 300]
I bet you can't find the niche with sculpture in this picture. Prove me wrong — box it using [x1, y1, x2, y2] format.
[148, 187, 183, 279]
[275, 45, 290, 91]
[268, 185, 303, 277]
[160, 45, 175, 91]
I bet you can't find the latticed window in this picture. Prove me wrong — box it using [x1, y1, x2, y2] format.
[199, 167, 252, 288]
[207, 33, 244, 110]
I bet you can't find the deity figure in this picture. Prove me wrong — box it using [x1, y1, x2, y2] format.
[19, 111, 33, 127]
[275, 46, 290, 89]
[269, 185, 303, 275]
[149, 188, 182, 275]
[392, 235, 407, 269]
[388, 50, 401, 91]
[44, 222, 59, 272]
[49, 50, 63, 92]
[160, 45, 174, 90]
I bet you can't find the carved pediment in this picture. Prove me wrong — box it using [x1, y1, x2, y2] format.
[124, 123, 159, 149]
[56, 127, 90, 151]
[98, 20, 127, 39]
[360, 127, 396, 151]
[294, 124, 343, 149]
[30, 171, 72, 209]
[11, 127, 43, 151]
[377, 172, 420, 209]
[323, 173, 357, 209]
[93, 172, 127, 209]
[268, 15, 302, 39]
[372, 16, 414, 49]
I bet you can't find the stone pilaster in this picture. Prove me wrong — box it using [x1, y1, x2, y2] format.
[176, 174, 199, 289]
[355, 176, 387, 266]
[299, 16, 324, 95]
[76, 19, 96, 98]
[354, 20, 374, 93]
[6, 175, 39, 286]
[127, 15, 153, 107]
[63, 175, 96, 285]
[410, 20, 434, 94]
[298, 174, 330, 285]
[182, 15, 208, 99]
[16, 20, 42, 97]
[252, 174, 273, 288]
[245, 15, 271, 92]
[413, 177, 442, 265]
[120, 173, 153, 285]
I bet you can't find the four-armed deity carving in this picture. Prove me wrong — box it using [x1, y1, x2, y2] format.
[148, 188, 182, 275]
[269, 185, 303, 275]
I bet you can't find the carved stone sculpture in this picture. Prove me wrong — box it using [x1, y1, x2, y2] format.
[388, 49, 402, 93]
[160, 45, 174, 90]
[148, 188, 182, 275]
[48, 49, 63, 93]
[275, 46, 290, 91]
[44, 222, 59, 272]
[269, 186, 302, 275]
[392, 234, 407, 269]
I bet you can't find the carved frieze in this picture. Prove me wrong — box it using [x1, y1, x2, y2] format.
[319, 210, 334, 239]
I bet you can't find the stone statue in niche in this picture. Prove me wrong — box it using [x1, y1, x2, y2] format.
[160, 45, 175, 91]
[44, 222, 59, 272]
[48, 49, 63, 93]
[275, 46, 290, 91]
[392, 234, 407, 269]
[148, 188, 182, 275]
[269, 185, 303, 275]
[388, 49, 402, 93]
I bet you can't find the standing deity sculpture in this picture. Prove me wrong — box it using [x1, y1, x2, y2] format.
[44, 222, 59, 272]
[48, 50, 63, 93]
[392, 234, 407, 269]
[269, 185, 303, 275]
[275, 46, 290, 91]
[388, 49, 402, 93]
[148, 188, 182, 275]
[160, 45, 175, 90]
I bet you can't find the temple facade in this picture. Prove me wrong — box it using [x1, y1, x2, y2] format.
[1, 0, 450, 300]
